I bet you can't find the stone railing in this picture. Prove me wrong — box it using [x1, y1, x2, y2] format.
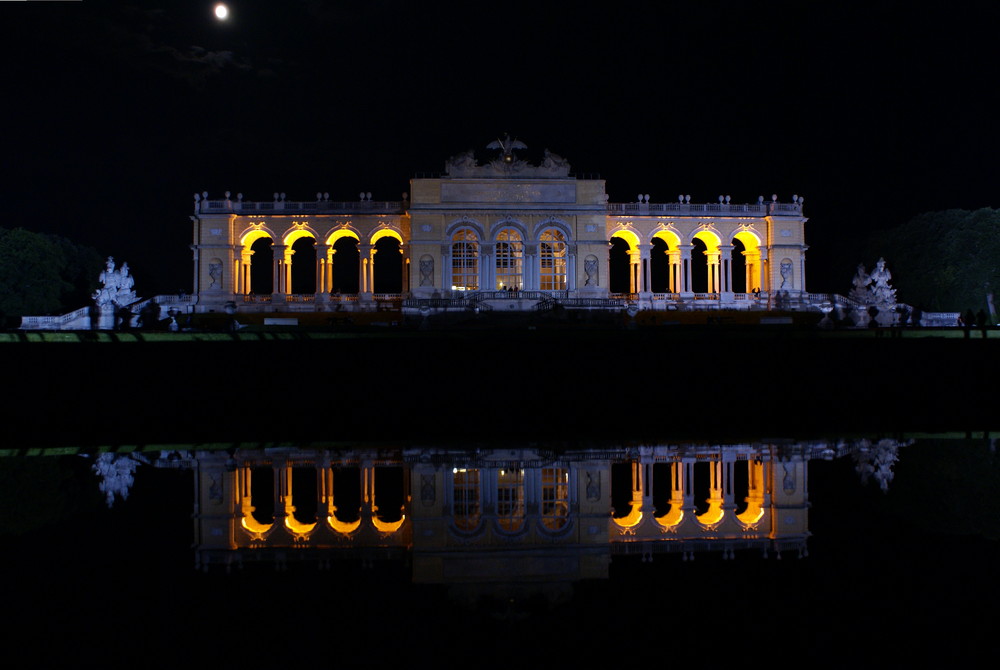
[607, 201, 803, 216]
[198, 198, 406, 215]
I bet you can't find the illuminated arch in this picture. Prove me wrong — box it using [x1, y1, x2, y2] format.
[370, 226, 404, 246]
[691, 228, 721, 249]
[240, 226, 275, 249]
[651, 227, 682, 249]
[610, 228, 641, 250]
[732, 228, 762, 249]
[327, 513, 361, 535]
[372, 514, 406, 534]
[283, 226, 318, 247]
[325, 227, 361, 246]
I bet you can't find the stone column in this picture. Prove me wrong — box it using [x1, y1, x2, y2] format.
[719, 244, 733, 294]
[679, 244, 694, 295]
[638, 243, 652, 294]
[706, 251, 720, 293]
[315, 244, 330, 296]
[480, 243, 494, 293]
[271, 244, 286, 300]
[667, 249, 680, 293]
[359, 244, 373, 296]
[440, 244, 451, 293]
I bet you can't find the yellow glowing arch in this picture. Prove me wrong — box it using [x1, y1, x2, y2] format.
[692, 228, 721, 250]
[325, 228, 361, 247]
[240, 227, 275, 249]
[370, 227, 403, 246]
[652, 228, 682, 249]
[373, 514, 406, 534]
[611, 228, 641, 250]
[283, 227, 318, 247]
[733, 229, 762, 252]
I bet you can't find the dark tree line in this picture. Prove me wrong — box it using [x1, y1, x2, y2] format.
[0, 227, 104, 326]
[862, 208, 1000, 314]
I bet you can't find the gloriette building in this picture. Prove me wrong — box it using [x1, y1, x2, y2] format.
[189, 137, 812, 318]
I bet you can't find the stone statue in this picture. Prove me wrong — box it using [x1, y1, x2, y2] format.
[539, 148, 571, 175]
[850, 263, 872, 304]
[869, 257, 896, 308]
[779, 260, 793, 289]
[93, 256, 138, 312]
[445, 149, 477, 175]
[91, 452, 149, 508]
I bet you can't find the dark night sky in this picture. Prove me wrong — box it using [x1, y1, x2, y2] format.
[3, 1, 1000, 295]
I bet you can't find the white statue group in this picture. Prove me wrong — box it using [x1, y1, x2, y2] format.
[93, 256, 137, 309]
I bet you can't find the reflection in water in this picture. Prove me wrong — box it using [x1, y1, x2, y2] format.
[5, 435, 998, 666]
[89, 439, 912, 578]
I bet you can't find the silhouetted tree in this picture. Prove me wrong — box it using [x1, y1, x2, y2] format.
[0, 227, 103, 325]
[863, 208, 1000, 312]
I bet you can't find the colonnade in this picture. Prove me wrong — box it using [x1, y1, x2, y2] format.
[236, 463, 406, 539]
[613, 456, 769, 530]
[232, 239, 410, 296]
[623, 242, 767, 295]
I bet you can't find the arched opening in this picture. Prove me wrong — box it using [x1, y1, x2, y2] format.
[331, 237, 360, 293]
[250, 237, 274, 295]
[290, 466, 317, 524]
[332, 466, 361, 523]
[451, 229, 479, 291]
[652, 462, 673, 516]
[730, 238, 748, 293]
[290, 236, 316, 295]
[733, 460, 749, 516]
[453, 468, 481, 530]
[734, 230, 762, 293]
[611, 461, 634, 519]
[495, 229, 523, 290]
[374, 466, 404, 523]
[650, 238, 669, 292]
[373, 236, 402, 293]
[250, 466, 275, 525]
[541, 467, 569, 531]
[539, 229, 567, 291]
[496, 468, 525, 532]
[690, 238, 709, 293]
[692, 461, 711, 516]
[608, 237, 631, 293]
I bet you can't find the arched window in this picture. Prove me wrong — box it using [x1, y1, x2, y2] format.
[451, 230, 479, 290]
[539, 229, 567, 291]
[495, 229, 523, 290]
[496, 468, 525, 531]
[453, 468, 481, 530]
[541, 467, 569, 531]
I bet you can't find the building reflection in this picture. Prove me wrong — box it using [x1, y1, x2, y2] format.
[147, 439, 909, 580]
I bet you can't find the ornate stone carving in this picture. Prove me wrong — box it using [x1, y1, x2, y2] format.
[584, 255, 599, 286]
[779, 259, 793, 289]
[419, 256, 434, 287]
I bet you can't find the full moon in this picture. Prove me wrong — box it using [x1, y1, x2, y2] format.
[214, 3, 229, 20]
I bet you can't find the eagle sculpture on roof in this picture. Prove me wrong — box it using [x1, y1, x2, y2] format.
[487, 134, 527, 163]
